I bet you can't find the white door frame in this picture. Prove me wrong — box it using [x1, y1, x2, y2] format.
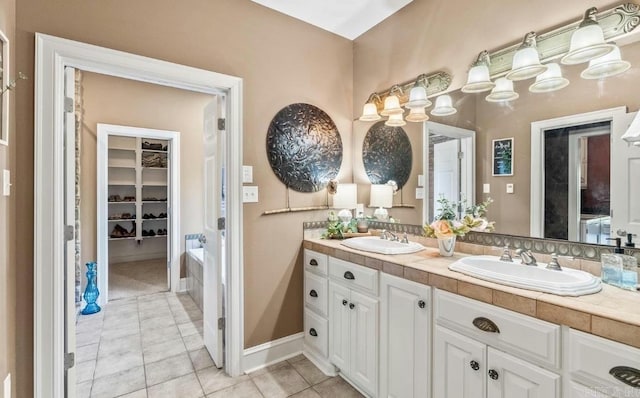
[96, 124, 181, 304]
[423, 121, 476, 224]
[34, 33, 245, 397]
[530, 107, 626, 238]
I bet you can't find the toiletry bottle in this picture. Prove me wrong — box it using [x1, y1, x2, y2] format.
[601, 238, 638, 291]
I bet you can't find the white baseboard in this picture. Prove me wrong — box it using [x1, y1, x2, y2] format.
[303, 346, 338, 377]
[243, 332, 304, 374]
[178, 277, 187, 292]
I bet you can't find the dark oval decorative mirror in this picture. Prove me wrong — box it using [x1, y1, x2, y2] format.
[266, 103, 343, 193]
[363, 121, 412, 189]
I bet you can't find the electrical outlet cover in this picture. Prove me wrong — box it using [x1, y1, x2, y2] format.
[416, 187, 424, 200]
[506, 183, 514, 194]
[243, 186, 259, 203]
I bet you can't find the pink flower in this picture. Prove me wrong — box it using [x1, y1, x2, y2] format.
[431, 220, 455, 239]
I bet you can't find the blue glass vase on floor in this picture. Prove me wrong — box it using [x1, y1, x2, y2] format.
[81, 261, 101, 315]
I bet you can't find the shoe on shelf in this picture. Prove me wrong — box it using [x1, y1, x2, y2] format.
[121, 212, 132, 219]
[108, 194, 122, 202]
[158, 213, 167, 218]
[128, 223, 136, 237]
[148, 230, 156, 237]
[110, 224, 128, 238]
[123, 196, 136, 202]
[142, 229, 149, 237]
[143, 197, 158, 202]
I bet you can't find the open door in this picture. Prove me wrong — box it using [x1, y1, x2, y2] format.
[64, 66, 77, 396]
[611, 111, 640, 238]
[202, 97, 225, 368]
[434, 139, 460, 204]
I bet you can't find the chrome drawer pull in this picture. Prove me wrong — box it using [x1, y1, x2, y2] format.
[309, 289, 318, 298]
[309, 328, 318, 337]
[609, 366, 640, 388]
[344, 271, 355, 280]
[309, 259, 318, 266]
[473, 317, 500, 334]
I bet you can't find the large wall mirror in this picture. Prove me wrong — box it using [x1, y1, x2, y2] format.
[354, 31, 640, 245]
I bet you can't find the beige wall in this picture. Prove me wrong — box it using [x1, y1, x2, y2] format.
[15, 1, 352, 395]
[0, 0, 15, 394]
[79, 71, 211, 275]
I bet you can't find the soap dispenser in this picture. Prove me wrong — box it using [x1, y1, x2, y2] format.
[601, 238, 638, 290]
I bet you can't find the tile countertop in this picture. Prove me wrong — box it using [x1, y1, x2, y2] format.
[303, 237, 640, 349]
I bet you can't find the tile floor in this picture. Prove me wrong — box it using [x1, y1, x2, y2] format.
[109, 259, 168, 300]
[76, 292, 364, 397]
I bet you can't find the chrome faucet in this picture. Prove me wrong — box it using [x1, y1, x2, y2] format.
[499, 246, 513, 262]
[546, 253, 563, 271]
[380, 229, 388, 240]
[401, 233, 409, 244]
[387, 231, 399, 242]
[515, 249, 537, 266]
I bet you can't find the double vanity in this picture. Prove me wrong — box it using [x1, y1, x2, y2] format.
[301, 236, 640, 398]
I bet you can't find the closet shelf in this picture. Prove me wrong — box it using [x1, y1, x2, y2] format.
[142, 149, 168, 154]
[109, 147, 136, 152]
[142, 218, 167, 222]
[108, 218, 136, 222]
[142, 183, 168, 187]
[108, 165, 136, 169]
[108, 237, 137, 241]
[108, 201, 136, 205]
[142, 201, 167, 204]
[142, 167, 168, 170]
[108, 182, 136, 186]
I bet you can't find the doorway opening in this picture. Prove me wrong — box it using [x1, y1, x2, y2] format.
[34, 34, 244, 398]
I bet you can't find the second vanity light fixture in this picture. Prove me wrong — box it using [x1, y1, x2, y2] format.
[359, 71, 454, 125]
[461, 4, 640, 103]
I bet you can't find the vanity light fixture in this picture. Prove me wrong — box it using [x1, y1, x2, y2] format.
[486, 77, 519, 102]
[380, 85, 404, 116]
[506, 32, 548, 81]
[385, 112, 407, 127]
[431, 94, 457, 116]
[462, 51, 495, 93]
[405, 75, 432, 109]
[359, 93, 382, 122]
[405, 106, 430, 122]
[561, 7, 615, 65]
[529, 63, 570, 93]
[580, 45, 631, 79]
[621, 111, 640, 143]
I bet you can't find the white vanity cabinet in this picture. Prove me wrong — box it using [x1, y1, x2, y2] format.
[433, 289, 561, 398]
[379, 273, 431, 398]
[567, 329, 640, 398]
[328, 257, 379, 397]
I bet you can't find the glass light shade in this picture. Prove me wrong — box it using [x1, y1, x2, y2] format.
[385, 113, 406, 127]
[506, 47, 548, 81]
[405, 86, 431, 109]
[529, 63, 570, 93]
[430, 95, 457, 116]
[370, 184, 393, 208]
[380, 95, 403, 116]
[621, 111, 640, 143]
[580, 46, 631, 79]
[561, 24, 615, 65]
[461, 64, 495, 93]
[332, 183, 357, 209]
[359, 102, 381, 122]
[486, 77, 519, 102]
[405, 107, 429, 122]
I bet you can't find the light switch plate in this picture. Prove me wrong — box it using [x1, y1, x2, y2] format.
[242, 165, 253, 183]
[2, 170, 10, 196]
[4, 373, 10, 398]
[416, 188, 424, 200]
[418, 174, 425, 187]
[483, 183, 490, 194]
[243, 186, 259, 203]
[506, 183, 514, 194]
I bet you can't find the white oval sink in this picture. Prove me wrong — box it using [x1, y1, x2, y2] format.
[340, 236, 426, 255]
[449, 255, 601, 296]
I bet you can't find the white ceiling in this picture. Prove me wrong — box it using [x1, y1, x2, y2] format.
[251, 0, 414, 40]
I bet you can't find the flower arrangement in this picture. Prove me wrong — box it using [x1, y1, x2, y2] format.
[424, 197, 495, 239]
[321, 212, 358, 239]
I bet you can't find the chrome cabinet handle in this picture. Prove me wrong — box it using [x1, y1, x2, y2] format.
[473, 317, 500, 333]
[470, 360, 480, 371]
[418, 300, 426, 309]
[342, 299, 348, 306]
[488, 369, 499, 380]
[309, 328, 317, 337]
[309, 259, 318, 266]
[309, 290, 318, 298]
[344, 271, 355, 280]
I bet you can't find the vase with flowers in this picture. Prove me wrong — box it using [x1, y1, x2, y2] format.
[424, 197, 495, 256]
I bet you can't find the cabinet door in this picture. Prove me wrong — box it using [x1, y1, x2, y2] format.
[380, 274, 430, 398]
[329, 281, 351, 372]
[487, 348, 560, 398]
[567, 381, 614, 398]
[434, 326, 485, 398]
[350, 289, 379, 398]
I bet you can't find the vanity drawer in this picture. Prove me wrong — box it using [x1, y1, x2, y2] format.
[304, 308, 328, 358]
[304, 249, 328, 276]
[329, 257, 378, 296]
[435, 289, 560, 369]
[304, 271, 328, 317]
[569, 329, 640, 395]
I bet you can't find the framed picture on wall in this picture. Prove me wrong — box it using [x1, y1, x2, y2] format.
[492, 137, 513, 176]
[0, 29, 9, 146]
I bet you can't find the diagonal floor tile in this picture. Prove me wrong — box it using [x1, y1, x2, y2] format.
[145, 352, 194, 387]
[251, 363, 310, 398]
[289, 388, 322, 398]
[197, 366, 249, 395]
[143, 337, 186, 364]
[94, 350, 144, 380]
[312, 377, 364, 398]
[147, 372, 204, 398]
[205, 379, 263, 398]
[189, 348, 215, 371]
[98, 333, 141, 358]
[289, 358, 329, 386]
[90, 366, 145, 398]
[141, 324, 181, 348]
